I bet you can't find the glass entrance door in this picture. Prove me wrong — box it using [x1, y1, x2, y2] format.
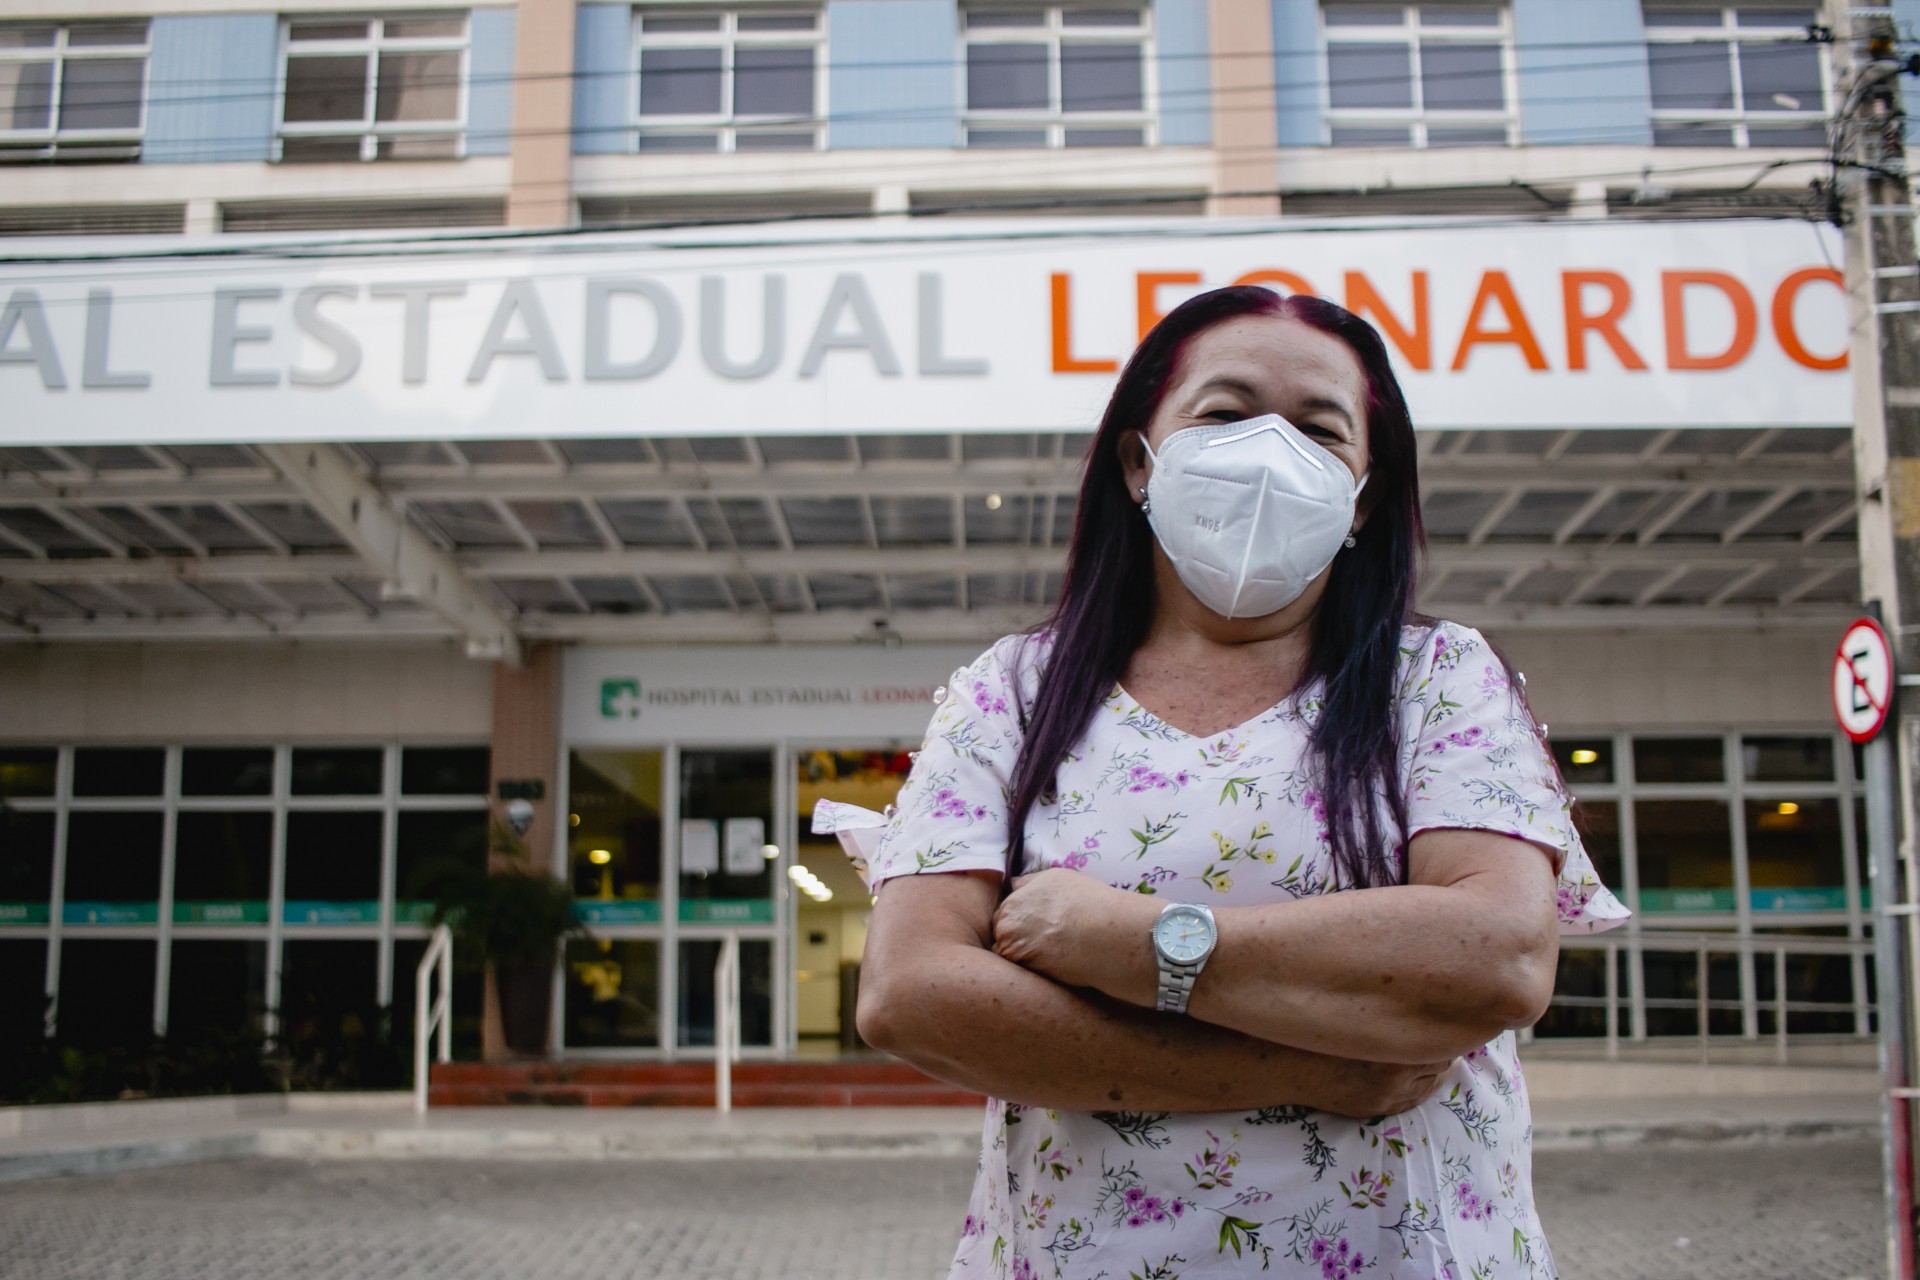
[675, 747, 776, 1051]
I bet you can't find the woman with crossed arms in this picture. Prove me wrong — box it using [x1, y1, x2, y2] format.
[856, 286, 1627, 1280]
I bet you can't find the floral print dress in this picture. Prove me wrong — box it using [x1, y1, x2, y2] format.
[867, 622, 1628, 1280]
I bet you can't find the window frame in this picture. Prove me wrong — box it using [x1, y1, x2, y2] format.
[958, 4, 1158, 150]
[0, 19, 151, 162]
[1319, 3, 1518, 150]
[628, 7, 827, 155]
[1643, 5, 1830, 149]
[274, 11, 472, 164]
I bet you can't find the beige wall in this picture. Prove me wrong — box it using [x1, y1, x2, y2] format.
[1491, 628, 1833, 732]
[0, 643, 493, 741]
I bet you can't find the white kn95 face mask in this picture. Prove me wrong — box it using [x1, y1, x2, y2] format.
[1140, 413, 1363, 620]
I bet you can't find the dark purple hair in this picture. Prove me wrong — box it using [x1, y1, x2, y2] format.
[1007, 285, 1426, 890]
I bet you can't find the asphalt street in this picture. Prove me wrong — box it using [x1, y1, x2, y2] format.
[0, 1139, 1883, 1279]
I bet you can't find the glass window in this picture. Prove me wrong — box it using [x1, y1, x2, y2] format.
[64, 810, 163, 923]
[1741, 735, 1834, 782]
[72, 746, 164, 797]
[291, 747, 384, 796]
[569, 750, 664, 923]
[401, 746, 489, 796]
[564, 937, 662, 1047]
[1642, 946, 1742, 1036]
[678, 937, 772, 1047]
[167, 939, 267, 1038]
[1573, 799, 1622, 892]
[395, 809, 487, 923]
[0, 746, 57, 799]
[277, 941, 383, 1069]
[0, 937, 48, 1040]
[1746, 797, 1845, 911]
[0, 809, 54, 924]
[1644, 5, 1828, 148]
[172, 811, 272, 924]
[1632, 736, 1725, 783]
[277, 12, 468, 163]
[56, 938, 155, 1049]
[962, 5, 1152, 149]
[0, 19, 148, 162]
[285, 810, 383, 924]
[633, 8, 822, 152]
[1634, 798, 1734, 912]
[182, 747, 274, 797]
[678, 749, 774, 920]
[1533, 946, 1624, 1037]
[1552, 737, 1614, 785]
[1322, 3, 1515, 149]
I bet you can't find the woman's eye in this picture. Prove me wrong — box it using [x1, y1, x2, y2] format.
[1202, 409, 1241, 423]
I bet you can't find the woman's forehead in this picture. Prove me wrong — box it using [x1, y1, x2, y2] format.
[1172, 315, 1368, 404]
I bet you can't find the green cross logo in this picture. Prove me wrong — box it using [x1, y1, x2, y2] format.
[600, 678, 642, 719]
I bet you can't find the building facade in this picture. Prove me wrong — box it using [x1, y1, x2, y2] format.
[0, 0, 1898, 1063]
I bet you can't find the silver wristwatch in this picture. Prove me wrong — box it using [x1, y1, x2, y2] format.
[1151, 902, 1218, 1014]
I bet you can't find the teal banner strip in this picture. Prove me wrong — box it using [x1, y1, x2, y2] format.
[1749, 886, 1850, 913]
[575, 900, 663, 925]
[678, 899, 774, 925]
[173, 901, 269, 925]
[1636, 888, 1736, 914]
[283, 900, 381, 926]
[63, 902, 159, 925]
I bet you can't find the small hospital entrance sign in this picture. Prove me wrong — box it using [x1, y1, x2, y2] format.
[1834, 616, 1895, 744]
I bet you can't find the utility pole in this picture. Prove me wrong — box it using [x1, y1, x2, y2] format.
[1833, 2, 1920, 1274]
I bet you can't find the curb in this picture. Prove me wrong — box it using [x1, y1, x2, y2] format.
[0, 1116, 1879, 1183]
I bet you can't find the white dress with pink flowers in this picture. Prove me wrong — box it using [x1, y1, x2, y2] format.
[868, 621, 1628, 1280]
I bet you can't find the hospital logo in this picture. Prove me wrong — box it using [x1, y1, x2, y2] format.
[600, 679, 643, 719]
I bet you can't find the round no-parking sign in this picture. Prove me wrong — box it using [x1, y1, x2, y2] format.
[1833, 616, 1895, 744]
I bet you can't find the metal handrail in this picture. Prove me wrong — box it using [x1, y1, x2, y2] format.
[413, 924, 453, 1115]
[714, 935, 741, 1114]
[1543, 931, 1874, 1063]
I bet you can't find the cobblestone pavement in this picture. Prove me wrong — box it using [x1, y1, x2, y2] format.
[0, 1140, 1882, 1279]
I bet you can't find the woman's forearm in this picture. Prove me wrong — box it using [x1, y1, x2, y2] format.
[1000, 832, 1560, 1065]
[857, 937, 1434, 1116]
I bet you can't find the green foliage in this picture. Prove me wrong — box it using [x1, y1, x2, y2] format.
[420, 861, 588, 967]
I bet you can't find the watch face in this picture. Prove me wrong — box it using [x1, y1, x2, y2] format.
[1155, 907, 1214, 965]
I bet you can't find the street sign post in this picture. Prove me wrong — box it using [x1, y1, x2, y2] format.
[1837, 616, 1896, 745]
[1836, 613, 1915, 1278]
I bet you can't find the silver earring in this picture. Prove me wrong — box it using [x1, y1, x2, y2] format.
[1138, 487, 1151, 516]
[1342, 534, 1357, 549]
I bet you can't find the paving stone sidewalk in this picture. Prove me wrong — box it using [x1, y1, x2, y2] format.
[0, 1138, 1882, 1280]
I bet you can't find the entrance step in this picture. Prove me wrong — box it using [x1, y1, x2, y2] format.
[427, 1060, 985, 1108]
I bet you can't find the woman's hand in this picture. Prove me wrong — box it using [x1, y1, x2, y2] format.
[1314, 1056, 1454, 1119]
[992, 869, 1159, 996]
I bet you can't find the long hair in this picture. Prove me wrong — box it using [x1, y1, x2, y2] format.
[1006, 285, 1426, 890]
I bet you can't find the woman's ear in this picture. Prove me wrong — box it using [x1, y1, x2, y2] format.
[1118, 430, 1151, 508]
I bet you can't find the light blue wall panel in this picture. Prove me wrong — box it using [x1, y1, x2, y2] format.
[1154, 0, 1210, 146]
[144, 14, 277, 164]
[467, 7, 516, 156]
[826, 0, 956, 149]
[573, 2, 631, 155]
[1270, 0, 1324, 147]
[1513, 0, 1651, 146]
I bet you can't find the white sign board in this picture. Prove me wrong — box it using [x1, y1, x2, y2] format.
[1834, 617, 1894, 744]
[0, 217, 1849, 445]
[680, 819, 720, 876]
[564, 643, 980, 744]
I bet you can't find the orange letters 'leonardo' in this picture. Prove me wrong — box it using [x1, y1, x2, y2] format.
[1344, 271, 1431, 370]
[1562, 271, 1648, 372]
[1661, 271, 1757, 371]
[1450, 271, 1549, 371]
[1050, 273, 1119, 374]
[1771, 267, 1846, 371]
[1137, 272, 1202, 341]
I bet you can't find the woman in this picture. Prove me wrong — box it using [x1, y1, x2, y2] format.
[856, 285, 1626, 1279]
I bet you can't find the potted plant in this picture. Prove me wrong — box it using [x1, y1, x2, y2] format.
[425, 861, 586, 1056]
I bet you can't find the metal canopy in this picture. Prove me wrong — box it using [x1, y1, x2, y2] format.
[0, 426, 1860, 647]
